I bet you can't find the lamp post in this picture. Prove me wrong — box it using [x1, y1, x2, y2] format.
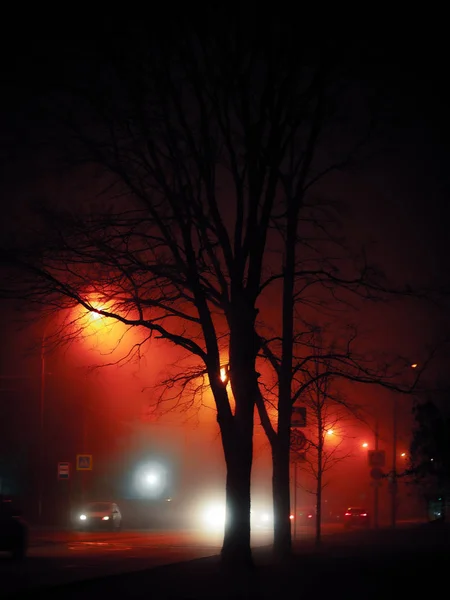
[390, 396, 398, 529]
[37, 321, 50, 523]
[390, 363, 417, 529]
[374, 420, 380, 529]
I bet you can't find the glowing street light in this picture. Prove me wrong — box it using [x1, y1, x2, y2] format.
[86, 300, 107, 322]
[401, 452, 406, 457]
[133, 462, 169, 498]
[362, 442, 369, 448]
[326, 429, 334, 436]
[411, 363, 418, 369]
[220, 365, 230, 384]
[145, 472, 160, 486]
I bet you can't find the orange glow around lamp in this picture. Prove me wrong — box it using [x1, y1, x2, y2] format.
[220, 365, 230, 384]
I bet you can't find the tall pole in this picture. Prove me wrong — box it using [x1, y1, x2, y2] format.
[81, 400, 88, 504]
[391, 395, 398, 528]
[38, 334, 46, 522]
[374, 419, 379, 529]
[293, 460, 298, 540]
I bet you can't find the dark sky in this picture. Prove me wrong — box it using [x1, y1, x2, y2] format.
[2, 31, 449, 256]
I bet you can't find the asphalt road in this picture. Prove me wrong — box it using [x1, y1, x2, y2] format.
[0, 524, 343, 597]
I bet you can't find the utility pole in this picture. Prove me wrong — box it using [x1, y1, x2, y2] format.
[374, 419, 380, 529]
[38, 335, 46, 523]
[293, 460, 298, 540]
[390, 395, 398, 529]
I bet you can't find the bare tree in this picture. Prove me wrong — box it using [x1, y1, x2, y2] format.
[0, 19, 433, 564]
[298, 356, 358, 546]
[1, 22, 357, 566]
[256, 309, 432, 558]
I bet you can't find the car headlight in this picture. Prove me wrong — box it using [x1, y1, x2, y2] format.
[80, 514, 87, 520]
[202, 503, 226, 530]
[102, 516, 110, 521]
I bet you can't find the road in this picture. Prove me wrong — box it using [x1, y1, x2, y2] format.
[0, 524, 342, 597]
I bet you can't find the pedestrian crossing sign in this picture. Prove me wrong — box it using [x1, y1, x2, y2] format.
[76, 454, 93, 471]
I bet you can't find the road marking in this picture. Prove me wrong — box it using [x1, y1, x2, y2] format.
[68, 542, 133, 552]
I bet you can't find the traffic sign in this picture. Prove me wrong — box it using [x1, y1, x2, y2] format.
[291, 451, 307, 463]
[292, 406, 307, 427]
[57, 462, 70, 480]
[76, 454, 93, 471]
[370, 467, 384, 480]
[291, 429, 307, 451]
[368, 450, 386, 468]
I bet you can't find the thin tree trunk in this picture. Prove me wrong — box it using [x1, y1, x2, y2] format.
[273, 208, 298, 559]
[316, 441, 323, 546]
[272, 430, 292, 560]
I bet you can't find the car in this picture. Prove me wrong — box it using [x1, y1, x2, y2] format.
[344, 507, 370, 529]
[295, 506, 316, 524]
[251, 506, 273, 530]
[77, 501, 122, 531]
[0, 496, 28, 559]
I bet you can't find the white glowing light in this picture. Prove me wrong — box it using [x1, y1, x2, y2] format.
[202, 503, 226, 530]
[146, 473, 159, 485]
[133, 462, 168, 498]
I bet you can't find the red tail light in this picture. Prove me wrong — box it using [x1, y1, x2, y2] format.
[345, 512, 351, 516]
[361, 513, 368, 517]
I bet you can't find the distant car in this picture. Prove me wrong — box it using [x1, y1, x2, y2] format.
[344, 507, 370, 529]
[295, 507, 315, 524]
[251, 506, 273, 530]
[78, 502, 122, 531]
[0, 497, 28, 559]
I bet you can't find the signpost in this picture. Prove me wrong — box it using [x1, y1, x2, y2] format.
[76, 454, 93, 471]
[291, 429, 307, 451]
[292, 406, 307, 427]
[57, 462, 70, 480]
[370, 467, 384, 480]
[370, 421, 383, 529]
[368, 450, 386, 468]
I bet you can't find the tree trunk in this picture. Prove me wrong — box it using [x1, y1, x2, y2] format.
[272, 433, 292, 560]
[273, 195, 300, 559]
[221, 437, 253, 568]
[218, 317, 259, 569]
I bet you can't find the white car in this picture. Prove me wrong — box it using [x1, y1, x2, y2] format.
[78, 502, 122, 531]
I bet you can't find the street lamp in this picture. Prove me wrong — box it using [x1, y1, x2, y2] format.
[220, 365, 230, 384]
[38, 318, 53, 523]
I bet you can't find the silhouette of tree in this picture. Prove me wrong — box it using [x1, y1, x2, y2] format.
[410, 393, 450, 504]
[0, 17, 433, 563]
